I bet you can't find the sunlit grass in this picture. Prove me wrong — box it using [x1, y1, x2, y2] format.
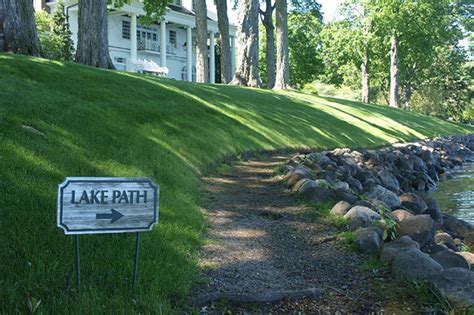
[0, 53, 472, 313]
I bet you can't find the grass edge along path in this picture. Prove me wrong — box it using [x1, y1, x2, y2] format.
[0, 54, 472, 313]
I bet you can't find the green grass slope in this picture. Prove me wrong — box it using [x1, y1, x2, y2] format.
[0, 54, 472, 313]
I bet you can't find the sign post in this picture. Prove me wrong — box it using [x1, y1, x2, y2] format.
[57, 177, 159, 289]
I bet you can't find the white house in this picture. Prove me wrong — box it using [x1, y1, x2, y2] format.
[36, 0, 237, 83]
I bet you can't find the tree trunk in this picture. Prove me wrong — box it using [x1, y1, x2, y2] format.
[75, 0, 114, 69]
[389, 33, 399, 108]
[404, 83, 412, 110]
[195, 0, 208, 83]
[260, 0, 275, 88]
[231, 0, 261, 87]
[404, 64, 416, 110]
[1, 0, 41, 56]
[216, 0, 231, 83]
[361, 49, 370, 103]
[273, 0, 289, 90]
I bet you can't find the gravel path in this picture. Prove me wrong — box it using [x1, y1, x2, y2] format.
[189, 155, 417, 313]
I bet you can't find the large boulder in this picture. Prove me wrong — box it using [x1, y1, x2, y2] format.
[456, 252, 474, 269]
[344, 206, 381, 231]
[334, 189, 358, 204]
[330, 201, 352, 216]
[287, 166, 313, 187]
[368, 185, 401, 209]
[424, 208, 444, 227]
[443, 214, 474, 239]
[381, 235, 420, 263]
[389, 209, 414, 223]
[399, 193, 427, 215]
[397, 214, 435, 247]
[430, 268, 474, 309]
[377, 170, 400, 192]
[294, 179, 334, 203]
[430, 251, 470, 269]
[355, 226, 383, 254]
[434, 232, 457, 251]
[392, 248, 443, 280]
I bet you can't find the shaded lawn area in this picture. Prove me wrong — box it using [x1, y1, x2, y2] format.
[0, 54, 472, 313]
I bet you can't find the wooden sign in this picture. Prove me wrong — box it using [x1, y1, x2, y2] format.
[57, 177, 159, 235]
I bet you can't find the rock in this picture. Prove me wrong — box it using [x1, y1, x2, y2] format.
[377, 170, 400, 192]
[333, 181, 350, 191]
[430, 251, 470, 269]
[392, 248, 443, 280]
[466, 232, 474, 249]
[443, 214, 474, 239]
[424, 243, 450, 255]
[434, 232, 457, 250]
[399, 193, 427, 215]
[424, 208, 443, 227]
[344, 206, 381, 231]
[381, 235, 420, 263]
[430, 268, 474, 309]
[292, 179, 317, 198]
[287, 166, 313, 187]
[368, 185, 401, 209]
[346, 177, 363, 194]
[330, 201, 352, 216]
[390, 209, 414, 222]
[355, 226, 383, 254]
[293, 178, 335, 203]
[397, 214, 435, 247]
[354, 200, 376, 210]
[456, 252, 474, 269]
[334, 189, 358, 204]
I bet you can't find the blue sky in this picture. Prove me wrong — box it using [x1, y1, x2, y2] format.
[319, 0, 343, 22]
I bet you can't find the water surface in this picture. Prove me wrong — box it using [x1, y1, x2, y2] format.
[430, 163, 474, 224]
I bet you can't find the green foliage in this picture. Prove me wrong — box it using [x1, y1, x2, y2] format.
[376, 204, 398, 241]
[361, 255, 387, 272]
[288, 12, 324, 88]
[0, 54, 472, 313]
[317, 0, 471, 121]
[303, 81, 361, 101]
[35, 3, 74, 61]
[339, 231, 357, 250]
[110, 0, 170, 25]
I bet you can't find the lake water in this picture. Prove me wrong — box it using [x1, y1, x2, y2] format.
[430, 163, 474, 224]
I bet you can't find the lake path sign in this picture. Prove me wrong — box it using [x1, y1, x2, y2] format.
[58, 177, 159, 235]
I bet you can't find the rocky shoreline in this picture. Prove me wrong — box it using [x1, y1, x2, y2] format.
[283, 134, 474, 309]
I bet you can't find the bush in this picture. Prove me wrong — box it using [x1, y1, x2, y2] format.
[35, 3, 74, 61]
[303, 81, 361, 101]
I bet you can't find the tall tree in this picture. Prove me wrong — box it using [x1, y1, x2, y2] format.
[76, 0, 114, 69]
[216, 0, 232, 83]
[259, 0, 275, 88]
[231, 0, 262, 87]
[1, 0, 41, 55]
[388, 33, 399, 108]
[195, 0, 209, 83]
[274, 0, 289, 89]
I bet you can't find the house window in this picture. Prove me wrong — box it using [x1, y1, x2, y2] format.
[181, 66, 196, 82]
[114, 57, 127, 71]
[122, 20, 130, 39]
[169, 30, 177, 48]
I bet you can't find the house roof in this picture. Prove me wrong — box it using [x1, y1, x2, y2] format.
[167, 4, 217, 22]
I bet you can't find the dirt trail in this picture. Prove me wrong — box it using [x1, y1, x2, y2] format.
[190, 155, 414, 313]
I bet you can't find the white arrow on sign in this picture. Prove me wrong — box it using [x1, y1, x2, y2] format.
[57, 177, 159, 235]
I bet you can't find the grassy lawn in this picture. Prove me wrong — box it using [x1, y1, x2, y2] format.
[0, 53, 472, 313]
